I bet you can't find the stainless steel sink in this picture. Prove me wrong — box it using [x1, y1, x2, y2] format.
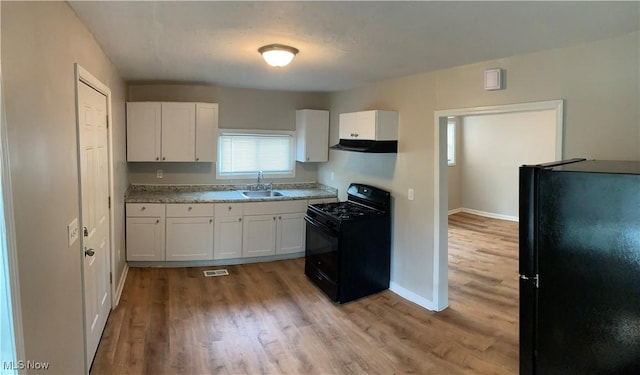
[240, 190, 286, 198]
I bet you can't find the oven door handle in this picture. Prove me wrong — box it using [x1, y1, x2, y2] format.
[305, 215, 338, 236]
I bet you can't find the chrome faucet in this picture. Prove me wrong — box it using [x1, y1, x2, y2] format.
[257, 171, 264, 185]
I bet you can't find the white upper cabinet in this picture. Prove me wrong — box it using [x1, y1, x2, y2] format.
[296, 109, 329, 162]
[195, 103, 218, 162]
[338, 110, 398, 140]
[126, 102, 161, 161]
[126, 102, 218, 162]
[161, 102, 196, 161]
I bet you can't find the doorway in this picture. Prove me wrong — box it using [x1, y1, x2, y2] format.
[431, 100, 564, 310]
[75, 64, 115, 371]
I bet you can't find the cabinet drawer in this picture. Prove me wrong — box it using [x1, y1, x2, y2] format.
[215, 203, 244, 217]
[126, 203, 165, 217]
[166, 203, 214, 217]
[244, 200, 308, 215]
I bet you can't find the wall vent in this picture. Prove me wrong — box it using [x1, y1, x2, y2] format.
[203, 269, 229, 277]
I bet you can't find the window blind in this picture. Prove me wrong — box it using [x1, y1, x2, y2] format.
[218, 133, 294, 176]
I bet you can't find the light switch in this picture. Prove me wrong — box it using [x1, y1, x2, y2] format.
[68, 218, 79, 247]
[408, 188, 415, 201]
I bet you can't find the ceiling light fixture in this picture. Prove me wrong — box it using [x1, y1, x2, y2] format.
[258, 44, 299, 67]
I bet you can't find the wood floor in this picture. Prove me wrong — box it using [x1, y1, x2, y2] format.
[91, 213, 519, 374]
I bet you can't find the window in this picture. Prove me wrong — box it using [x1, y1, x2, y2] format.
[447, 118, 456, 166]
[217, 131, 295, 179]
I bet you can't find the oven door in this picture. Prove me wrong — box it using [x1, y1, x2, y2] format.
[304, 216, 340, 300]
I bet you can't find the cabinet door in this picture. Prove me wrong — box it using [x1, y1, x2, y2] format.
[161, 102, 196, 161]
[126, 217, 164, 261]
[276, 212, 306, 255]
[242, 215, 276, 257]
[165, 217, 214, 261]
[339, 112, 358, 139]
[354, 111, 377, 140]
[127, 102, 161, 161]
[296, 109, 329, 162]
[195, 103, 218, 162]
[214, 216, 243, 260]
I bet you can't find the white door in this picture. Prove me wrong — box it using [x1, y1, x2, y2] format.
[165, 217, 214, 261]
[242, 215, 276, 257]
[276, 212, 306, 255]
[214, 216, 243, 259]
[161, 102, 195, 161]
[78, 81, 111, 370]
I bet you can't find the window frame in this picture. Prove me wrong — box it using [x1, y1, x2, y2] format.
[216, 129, 296, 180]
[447, 118, 456, 167]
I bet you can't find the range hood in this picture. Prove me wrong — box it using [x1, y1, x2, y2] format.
[330, 139, 398, 153]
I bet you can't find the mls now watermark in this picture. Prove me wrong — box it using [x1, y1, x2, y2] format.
[3, 360, 50, 370]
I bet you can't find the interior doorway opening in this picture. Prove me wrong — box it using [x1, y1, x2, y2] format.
[432, 100, 564, 310]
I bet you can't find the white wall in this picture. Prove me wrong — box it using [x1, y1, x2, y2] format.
[320, 31, 639, 308]
[461, 111, 556, 219]
[126, 84, 330, 185]
[1, 2, 127, 372]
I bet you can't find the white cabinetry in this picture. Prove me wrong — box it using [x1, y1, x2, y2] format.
[296, 109, 329, 162]
[195, 103, 219, 162]
[338, 110, 398, 140]
[243, 200, 308, 257]
[165, 204, 214, 261]
[126, 102, 161, 162]
[214, 203, 244, 260]
[126, 203, 165, 261]
[126, 102, 218, 162]
[161, 103, 196, 161]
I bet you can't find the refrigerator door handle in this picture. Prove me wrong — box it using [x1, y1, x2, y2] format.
[520, 274, 539, 288]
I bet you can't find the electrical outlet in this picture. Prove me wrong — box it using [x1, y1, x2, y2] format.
[408, 188, 415, 201]
[157, 169, 163, 179]
[68, 218, 79, 247]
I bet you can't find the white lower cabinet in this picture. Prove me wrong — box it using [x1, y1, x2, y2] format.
[126, 198, 320, 263]
[126, 204, 165, 261]
[276, 212, 306, 255]
[243, 200, 308, 258]
[165, 204, 214, 261]
[214, 203, 244, 260]
[242, 214, 277, 257]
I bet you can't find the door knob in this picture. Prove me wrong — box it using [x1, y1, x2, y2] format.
[84, 248, 95, 257]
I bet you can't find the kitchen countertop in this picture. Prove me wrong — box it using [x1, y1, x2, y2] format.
[125, 183, 338, 204]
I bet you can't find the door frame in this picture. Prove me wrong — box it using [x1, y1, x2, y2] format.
[431, 99, 564, 311]
[74, 64, 115, 369]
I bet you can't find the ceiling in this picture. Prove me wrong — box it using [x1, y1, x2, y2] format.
[68, 1, 639, 92]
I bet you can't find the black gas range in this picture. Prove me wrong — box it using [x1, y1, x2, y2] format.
[304, 183, 391, 303]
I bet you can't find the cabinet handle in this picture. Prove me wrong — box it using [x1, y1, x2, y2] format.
[162, 157, 166, 160]
[188, 206, 193, 211]
[238, 218, 242, 222]
[141, 206, 146, 211]
[228, 206, 232, 211]
[273, 217, 276, 220]
[196, 158, 199, 161]
[156, 157, 159, 161]
[279, 216, 282, 220]
[156, 219, 160, 224]
[209, 219, 213, 223]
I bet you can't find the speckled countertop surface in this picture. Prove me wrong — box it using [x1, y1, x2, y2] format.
[125, 183, 338, 204]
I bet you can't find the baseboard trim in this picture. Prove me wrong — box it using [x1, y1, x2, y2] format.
[461, 208, 519, 222]
[389, 282, 443, 311]
[448, 208, 463, 215]
[127, 252, 305, 268]
[113, 263, 129, 307]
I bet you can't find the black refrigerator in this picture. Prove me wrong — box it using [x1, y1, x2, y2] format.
[519, 158, 640, 374]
